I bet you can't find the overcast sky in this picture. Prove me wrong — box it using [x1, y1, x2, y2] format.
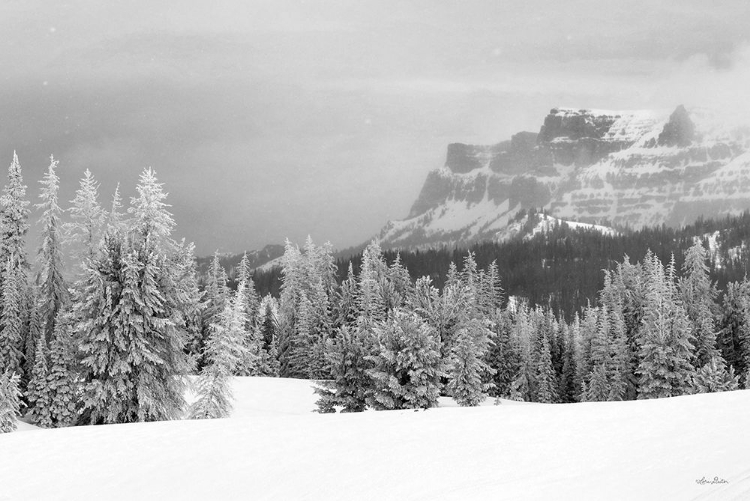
[2, 1, 750, 254]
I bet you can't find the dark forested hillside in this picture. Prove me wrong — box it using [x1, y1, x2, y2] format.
[251, 212, 750, 319]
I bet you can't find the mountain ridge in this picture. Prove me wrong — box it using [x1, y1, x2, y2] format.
[377, 105, 750, 251]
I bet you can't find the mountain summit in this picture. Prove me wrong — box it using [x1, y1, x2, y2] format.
[378, 106, 750, 250]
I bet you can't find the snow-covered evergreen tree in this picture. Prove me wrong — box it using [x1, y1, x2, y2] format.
[0, 371, 21, 433]
[585, 364, 610, 402]
[106, 183, 125, 233]
[334, 262, 358, 328]
[47, 310, 77, 427]
[189, 282, 248, 419]
[0, 154, 30, 378]
[35, 156, 68, 343]
[507, 303, 536, 402]
[357, 240, 388, 326]
[232, 253, 265, 377]
[0, 151, 30, 270]
[365, 310, 445, 410]
[558, 319, 579, 402]
[446, 319, 495, 406]
[66, 169, 105, 268]
[385, 253, 413, 312]
[637, 253, 695, 399]
[198, 251, 229, 366]
[477, 260, 503, 317]
[315, 325, 371, 413]
[717, 280, 749, 383]
[574, 306, 597, 400]
[486, 309, 523, 398]
[535, 331, 557, 403]
[277, 237, 335, 379]
[0, 256, 23, 375]
[680, 241, 721, 367]
[25, 337, 53, 427]
[77, 169, 195, 424]
[22, 287, 43, 377]
[256, 294, 280, 377]
[692, 355, 739, 393]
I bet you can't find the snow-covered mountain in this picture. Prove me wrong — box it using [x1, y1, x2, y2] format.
[378, 105, 750, 250]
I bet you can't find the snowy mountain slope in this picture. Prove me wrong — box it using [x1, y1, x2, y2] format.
[195, 244, 285, 280]
[378, 105, 750, 250]
[1, 377, 748, 501]
[495, 212, 618, 243]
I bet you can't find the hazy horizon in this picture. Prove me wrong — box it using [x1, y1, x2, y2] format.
[2, 0, 750, 255]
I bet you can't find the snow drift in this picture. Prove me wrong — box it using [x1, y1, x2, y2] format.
[1, 377, 748, 500]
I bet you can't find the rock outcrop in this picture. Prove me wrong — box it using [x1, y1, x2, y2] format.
[378, 106, 750, 250]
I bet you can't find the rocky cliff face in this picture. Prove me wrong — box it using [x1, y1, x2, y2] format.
[378, 106, 750, 250]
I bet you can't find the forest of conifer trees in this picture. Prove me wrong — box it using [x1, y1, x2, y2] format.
[2, 152, 750, 432]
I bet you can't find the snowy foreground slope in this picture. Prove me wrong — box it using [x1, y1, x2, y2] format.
[1, 378, 749, 501]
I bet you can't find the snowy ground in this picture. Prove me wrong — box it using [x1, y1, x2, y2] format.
[1, 378, 749, 501]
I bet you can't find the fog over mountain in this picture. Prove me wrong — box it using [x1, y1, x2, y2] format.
[378, 105, 750, 250]
[2, 1, 750, 254]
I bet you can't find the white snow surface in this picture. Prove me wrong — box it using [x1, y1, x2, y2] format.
[1, 377, 749, 501]
[523, 214, 617, 240]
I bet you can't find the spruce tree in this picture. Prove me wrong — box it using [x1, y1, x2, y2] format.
[47, 310, 77, 427]
[0, 151, 30, 270]
[256, 294, 280, 377]
[692, 355, 739, 393]
[717, 280, 748, 380]
[0, 371, 21, 433]
[77, 169, 194, 423]
[199, 251, 229, 366]
[22, 287, 43, 377]
[67, 169, 105, 268]
[75, 232, 130, 423]
[575, 306, 598, 400]
[637, 253, 695, 399]
[558, 320, 579, 402]
[277, 240, 303, 377]
[26, 337, 53, 427]
[106, 183, 125, 232]
[508, 303, 535, 402]
[277, 237, 335, 379]
[446, 319, 495, 406]
[680, 241, 721, 367]
[535, 332, 557, 403]
[315, 325, 371, 413]
[0, 256, 23, 375]
[477, 260, 504, 317]
[334, 262, 359, 328]
[365, 310, 445, 410]
[385, 253, 413, 312]
[486, 310, 523, 398]
[357, 240, 387, 326]
[585, 364, 610, 402]
[35, 156, 68, 343]
[587, 305, 611, 401]
[189, 283, 248, 419]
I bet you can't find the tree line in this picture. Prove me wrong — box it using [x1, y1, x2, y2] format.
[270, 237, 744, 413]
[252, 209, 750, 319]
[2, 151, 749, 429]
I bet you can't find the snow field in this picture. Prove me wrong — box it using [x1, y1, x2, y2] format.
[1, 377, 749, 501]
